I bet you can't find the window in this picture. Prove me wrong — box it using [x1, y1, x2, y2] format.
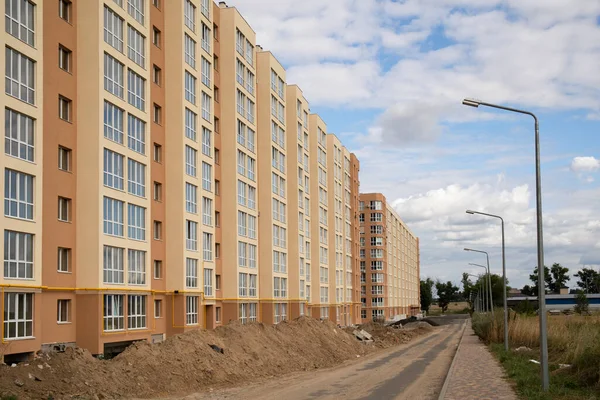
[104, 54, 124, 99]
[201, 92, 211, 121]
[152, 27, 161, 48]
[204, 268, 213, 296]
[153, 65, 161, 85]
[3, 293, 33, 339]
[202, 162, 212, 191]
[57, 299, 70, 323]
[202, 197, 212, 225]
[238, 242, 247, 267]
[103, 294, 124, 331]
[201, 57, 211, 87]
[370, 213, 383, 222]
[153, 104, 161, 124]
[128, 249, 146, 285]
[153, 260, 162, 279]
[154, 299, 162, 318]
[186, 258, 198, 288]
[239, 272, 248, 297]
[184, 0, 196, 32]
[58, 46, 72, 72]
[55, 247, 71, 273]
[4, 169, 34, 220]
[184, 34, 196, 69]
[201, 22, 211, 53]
[201, 127, 211, 156]
[185, 145, 197, 177]
[247, 157, 255, 181]
[237, 150, 246, 176]
[128, 295, 146, 329]
[185, 183, 197, 213]
[214, 86, 219, 102]
[103, 197, 124, 236]
[127, 204, 146, 240]
[4, 108, 34, 162]
[248, 215, 256, 239]
[153, 220, 162, 240]
[246, 40, 254, 65]
[127, 25, 145, 67]
[104, 101, 124, 143]
[185, 108, 197, 141]
[185, 71, 196, 104]
[58, 96, 72, 122]
[127, 159, 146, 197]
[58, 197, 71, 222]
[186, 220, 198, 250]
[5, 0, 35, 46]
[127, 0, 144, 25]
[152, 181, 162, 202]
[216, 307, 221, 322]
[247, 128, 255, 152]
[127, 114, 146, 154]
[203, 232, 213, 261]
[236, 29, 245, 55]
[128, 69, 145, 111]
[201, 0, 210, 18]
[103, 245, 124, 284]
[5, 48, 35, 104]
[237, 180, 247, 206]
[152, 0, 160, 8]
[104, 6, 124, 51]
[153, 143, 162, 163]
[186, 296, 199, 325]
[59, 0, 71, 22]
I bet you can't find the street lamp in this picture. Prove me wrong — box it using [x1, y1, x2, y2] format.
[469, 262, 491, 314]
[466, 248, 494, 318]
[468, 273, 482, 313]
[462, 98, 549, 390]
[467, 209, 509, 351]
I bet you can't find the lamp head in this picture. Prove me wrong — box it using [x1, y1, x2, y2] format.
[462, 98, 480, 108]
[466, 210, 475, 214]
[464, 248, 471, 251]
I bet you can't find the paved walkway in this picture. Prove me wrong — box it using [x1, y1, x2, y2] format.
[441, 322, 518, 400]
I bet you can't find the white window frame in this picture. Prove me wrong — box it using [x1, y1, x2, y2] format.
[127, 25, 145, 67]
[104, 6, 124, 52]
[127, 203, 146, 241]
[5, 0, 35, 46]
[127, 69, 146, 111]
[128, 249, 146, 285]
[3, 292, 33, 339]
[104, 101, 124, 143]
[186, 296, 199, 325]
[4, 169, 34, 220]
[185, 182, 197, 214]
[5, 47, 35, 104]
[3, 230, 34, 279]
[127, 158, 146, 197]
[186, 220, 198, 251]
[186, 258, 198, 288]
[4, 108, 34, 162]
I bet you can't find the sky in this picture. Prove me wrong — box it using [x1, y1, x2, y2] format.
[232, 0, 600, 290]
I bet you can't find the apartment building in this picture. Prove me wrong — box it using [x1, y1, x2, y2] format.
[1, 0, 369, 361]
[359, 193, 420, 321]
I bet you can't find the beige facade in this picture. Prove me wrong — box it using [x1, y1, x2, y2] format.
[359, 193, 421, 321]
[1, 0, 371, 360]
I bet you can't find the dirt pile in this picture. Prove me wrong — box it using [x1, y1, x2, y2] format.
[0, 317, 381, 399]
[350, 321, 433, 348]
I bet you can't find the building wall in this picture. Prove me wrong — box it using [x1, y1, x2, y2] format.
[2, 0, 375, 359]
[359, 193, 420, 321]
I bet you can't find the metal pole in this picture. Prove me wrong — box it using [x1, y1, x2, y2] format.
[462, 98, 549, 390]
[485, 253, 494, 319]
[534, 118, 549, 390]
[501, 219, 508, 350]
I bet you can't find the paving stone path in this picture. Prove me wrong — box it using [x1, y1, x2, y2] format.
[442, 322, 518, 400]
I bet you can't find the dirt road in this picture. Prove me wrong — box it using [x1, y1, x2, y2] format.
[177, 319, 466, 400]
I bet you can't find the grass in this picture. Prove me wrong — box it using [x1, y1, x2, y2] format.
[473, 311, 600, 399]
[491, 343, 599, 400]
[428, 301, 470, 315]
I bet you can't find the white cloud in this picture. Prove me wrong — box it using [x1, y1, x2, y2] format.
[571, 156, 600, 172]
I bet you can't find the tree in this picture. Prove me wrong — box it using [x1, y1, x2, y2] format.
[574, 268, 600, 294]
[420, 278, 434, 312]
[521, 285, 535, 296]
[473, 274, 508, 308]
[529, 266, 552, 296]
[549, 263, 570, 293]
[461, 272, 475, 308]
[574, 291, 589, 314]
[435, 281, 459, 313]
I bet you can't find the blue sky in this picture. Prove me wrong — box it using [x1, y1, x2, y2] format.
[234, 0, 600, 290]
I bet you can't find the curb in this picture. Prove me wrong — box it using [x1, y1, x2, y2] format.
[437, 319, 469, 400]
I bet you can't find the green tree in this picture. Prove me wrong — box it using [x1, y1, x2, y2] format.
[521, 285, 535, 296]
[574, 291, 589, 314]
[574, 268, 600, 293]
[549, 263, 570, 293]
[529, 266, 552, 296]
[420, 278, 434, 312]
[461, 272, 474, 307]
[435, 281, 459, 313]
[473, 274, 508, 307]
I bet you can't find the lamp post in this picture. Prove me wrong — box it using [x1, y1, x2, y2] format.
[462, 98, 548, 390]
[469, 263, 494, 315]
[468, 273, 482, 313]
[466, 248, 494, 318]
[467, 209, 509, 351]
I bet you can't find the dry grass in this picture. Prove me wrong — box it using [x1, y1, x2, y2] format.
[473, 311, 600, 387]
[428, 301, 469, 314]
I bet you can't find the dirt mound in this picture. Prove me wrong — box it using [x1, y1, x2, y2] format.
[349, 321, 433, 348]
[0, 317, 377, 399]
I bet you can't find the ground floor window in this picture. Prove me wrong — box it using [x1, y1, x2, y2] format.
[103, 294, 124, 331]
[274, 303, 287, 323]
[186, 296, 199, 325]
[240, 303, 257, 324]
[299, 303, 305, 316]
[3, 293, 33, 339]
[57, 299, 71, 323]
[361, 309, 367, 319]
[128, 295, 147, 329]
[372, 309, 384, 321]
[320, 306, 329, 320]
[215, 306, 221, 323]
